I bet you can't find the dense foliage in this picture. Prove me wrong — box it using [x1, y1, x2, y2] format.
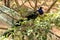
[0, 0, 60, 40]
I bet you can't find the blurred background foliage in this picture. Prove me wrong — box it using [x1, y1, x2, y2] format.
[0, 0, 60, 40]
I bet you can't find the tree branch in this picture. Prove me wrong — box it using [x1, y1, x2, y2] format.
[15, 0, 20, 7]
[28, 0, 34, 9]
[46, 0, 57, 13]
[0, 27, 8, 30]
[0, 10, 18, 21]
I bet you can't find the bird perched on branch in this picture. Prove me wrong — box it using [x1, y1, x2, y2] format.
[26, 7, 44, 20]
[13, 7, 44, 26]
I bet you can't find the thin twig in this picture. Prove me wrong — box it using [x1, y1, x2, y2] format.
[34, 0, 38, 11]
[46, 0, 57, 13]
[0, 27, 8, 30]
[20, 0, 27, 7]
[49, 30, 60, 38]
[15, 0, 20, 7]
[28, 0, 34, 9]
